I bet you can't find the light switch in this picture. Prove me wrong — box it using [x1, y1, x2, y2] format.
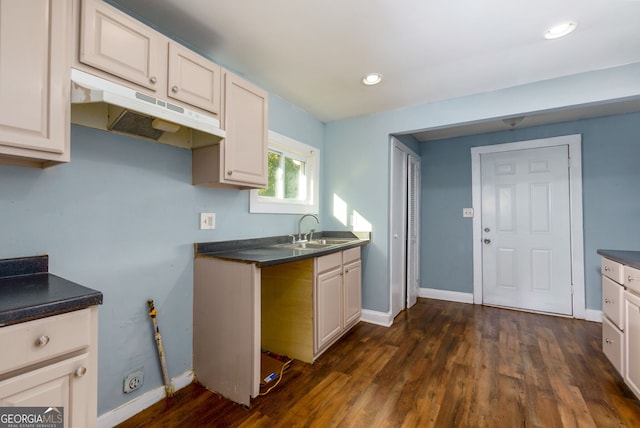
[200, 213, 215, 230]
[463, 208, 474, 218]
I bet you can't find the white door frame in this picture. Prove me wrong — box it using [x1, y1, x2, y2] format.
[389, 137, 421, 318]
[470, 134, 585, 319]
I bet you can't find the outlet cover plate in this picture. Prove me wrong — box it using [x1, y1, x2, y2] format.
[124, 369, 144, 393]
[463, 208, 474, 218]
[200, 212, 215, 230]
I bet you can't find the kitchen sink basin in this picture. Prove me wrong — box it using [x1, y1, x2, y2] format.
[275, 238, 357, 251]
[309, 238, 354, 245]
[278, 242, 332, 250]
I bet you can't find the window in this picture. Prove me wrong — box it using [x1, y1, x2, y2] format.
[250, 131, 319, 214]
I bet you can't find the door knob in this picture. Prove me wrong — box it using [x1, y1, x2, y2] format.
[483, 239, 491, 244]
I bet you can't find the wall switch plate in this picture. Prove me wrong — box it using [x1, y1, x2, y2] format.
[200, 213, 215, 230]
[463, 208, 474, 218]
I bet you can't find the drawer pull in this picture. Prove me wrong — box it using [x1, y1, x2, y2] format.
[604, 266, 611, 272]
[604, 298, 614, 304]
[75, 367, 87, 378]
[628, 275, 640, 282]
[605, 338, 615, 344]
[35, 335, 50, 347]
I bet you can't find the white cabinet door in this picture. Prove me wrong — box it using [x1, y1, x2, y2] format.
[220, 70, 268, 187]
[0, 353, 91, 427]
[625, 291, 640, 399]
[316, 267, 343, 351]
[343, 260, 362, 329]
[80, 0, 161, 91]
[168, 42, 221, 114]
[0, 0, 70, 167]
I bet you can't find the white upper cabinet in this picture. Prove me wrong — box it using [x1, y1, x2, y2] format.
[79, 0, 161, 92]
[0, 0, 71, 168]
[168, 42, 221, 114]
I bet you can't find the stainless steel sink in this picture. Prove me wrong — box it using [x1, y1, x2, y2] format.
[278, 242, 332, 250]
[309, 238, 355, 245]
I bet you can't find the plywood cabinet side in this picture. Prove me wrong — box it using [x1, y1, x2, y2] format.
[193, 258, 260, 406]
[0, 0, 71, 168]
[261, 259, 314, 363]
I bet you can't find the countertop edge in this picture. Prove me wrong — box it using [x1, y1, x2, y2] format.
[597, 249, 640, 270]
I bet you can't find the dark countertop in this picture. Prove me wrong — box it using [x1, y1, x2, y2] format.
[597, 250, 640, 270]
[0, 255, 103, 327]
[196, 231, 370, 267]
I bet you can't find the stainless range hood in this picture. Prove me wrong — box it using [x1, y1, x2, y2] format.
[70, 68, 225, 149]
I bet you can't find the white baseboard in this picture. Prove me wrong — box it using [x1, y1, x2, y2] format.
[584, 309, 602, 323]
[98, 370, 194, 428]
[360, 309, 393, 327]
[419, 287, 474, 304]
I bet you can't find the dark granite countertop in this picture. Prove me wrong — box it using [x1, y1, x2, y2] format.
[0, 255, 103, 327]
[597, 250, 640, 270]
[196, 231, 370, 267]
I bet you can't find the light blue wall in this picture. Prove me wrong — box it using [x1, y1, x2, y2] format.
[420, 112, 640, 310]
[324, 62, 640, 313]
[0, 98, 323, 415]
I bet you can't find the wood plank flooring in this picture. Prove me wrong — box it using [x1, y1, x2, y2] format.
[116, 299, 640, 427]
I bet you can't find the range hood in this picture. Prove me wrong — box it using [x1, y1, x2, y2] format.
[70, 68, 225, 149]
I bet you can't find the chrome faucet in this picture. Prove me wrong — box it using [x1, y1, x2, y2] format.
[298, 214, 319, 242]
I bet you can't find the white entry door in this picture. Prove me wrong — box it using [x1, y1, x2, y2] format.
[480, 145, 572, 315]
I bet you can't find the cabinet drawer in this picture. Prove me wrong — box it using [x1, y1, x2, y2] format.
[602, 316, 624, 375]
[601, 257, 624, 284]
[603, 276, 624, 329]
[316, 252, 342, 274]
[343, 247, 361, 264]
[0, 309, 91, 376]
[625, 265, 640, 296]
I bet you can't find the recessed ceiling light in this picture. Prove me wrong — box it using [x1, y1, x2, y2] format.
[544, 21, 577, 39]
[362, 73, 383, 86]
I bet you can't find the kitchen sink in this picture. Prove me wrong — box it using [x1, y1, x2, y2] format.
[278, 242, 332, 250]
[275, 238, 357, 251]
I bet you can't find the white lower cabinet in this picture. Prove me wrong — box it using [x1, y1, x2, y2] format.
[624, 290, 640, 399]
[0, 307, 99, 428]
[315, 247, 362, 356]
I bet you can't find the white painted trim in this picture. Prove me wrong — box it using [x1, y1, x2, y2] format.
[360, 309, 393, 327]
[419, 287, 474, 304]
[470, 134, 586, 318]
[97, 370, 194, 428]
[585, 309, 603, 323]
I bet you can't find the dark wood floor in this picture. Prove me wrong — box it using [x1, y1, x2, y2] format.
[116, 299, 640, 427]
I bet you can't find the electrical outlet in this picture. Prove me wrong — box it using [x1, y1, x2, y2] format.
[463, 208, 474, 218]
[200, 212, 215, 230]
[124, 369, 144, 393]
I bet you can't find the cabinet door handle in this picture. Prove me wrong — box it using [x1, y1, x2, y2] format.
[605, 338, 614, 344]
[149, 76, 157, 84]
[604, 266, 611, 272]
[75, 367, 87, 377]
[604, 298, 612, 304]
[36, 335, 50, 347]
[227, 170, 233, 175]
[172, 85, 179, 93]
[628, 275, 640, 282]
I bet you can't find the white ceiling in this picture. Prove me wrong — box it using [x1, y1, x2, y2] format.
[109, 0, 640, 138]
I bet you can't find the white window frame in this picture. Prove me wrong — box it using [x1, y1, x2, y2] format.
[249, 130, 319, 214]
